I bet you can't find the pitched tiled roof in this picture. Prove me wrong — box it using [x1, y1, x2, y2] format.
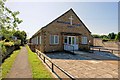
[31, 8, 91, 38]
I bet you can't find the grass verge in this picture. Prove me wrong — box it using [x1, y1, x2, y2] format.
[26, 45, 53, 79]
[1, 47, 21, 78]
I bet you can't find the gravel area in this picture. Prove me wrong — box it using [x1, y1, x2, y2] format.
[46, 51, 120, 60]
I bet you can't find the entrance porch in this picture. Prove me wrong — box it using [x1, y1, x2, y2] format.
[61, 32, 81, 51]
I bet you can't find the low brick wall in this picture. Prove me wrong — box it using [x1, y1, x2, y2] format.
[93, 38, 119, 48]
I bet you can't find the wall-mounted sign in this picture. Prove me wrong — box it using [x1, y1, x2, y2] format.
[67, 26, 74, 28]
[57, 21, 81, 26]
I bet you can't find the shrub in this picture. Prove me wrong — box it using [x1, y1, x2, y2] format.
[0, 41, 6, 54]
[1, 45, 6, 54]
[3, 42, 14, 47]
[14, 40, 21, 46]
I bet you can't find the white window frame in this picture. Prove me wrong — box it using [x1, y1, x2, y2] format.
[39, 36, 41, 44]
[34, 37, 37, 45]
[36, 36, 38, 45]
[31, 39, 33, 43]
[33, 38, 35, 44]
[81, 36, 88, 44]
[33, 38, 34, 44]
[50, 35, 59, 44]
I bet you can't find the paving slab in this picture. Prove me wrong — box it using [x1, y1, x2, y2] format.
[46, 51, 119, 78]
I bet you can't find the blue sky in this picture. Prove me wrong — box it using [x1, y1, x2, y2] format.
[5, 1, 118, 38]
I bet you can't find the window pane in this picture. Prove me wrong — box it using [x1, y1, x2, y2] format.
[50, 35, 59, 44]
[36, 36, 38, 44]
[85, 37, 88, 44]
[50, 35, 54, 44]
[82, 36, 87, 44]
[64, 36, 67, 44]
[33, 38, 34, 44]
[39, 36, 41, 44]
[55, 36, 58, 44]
[69, 37, 71, 44]
[72, 37, 75, 44]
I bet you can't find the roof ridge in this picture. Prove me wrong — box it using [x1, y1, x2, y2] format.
[31, 8, 91, 38]
[32, 8, 73, 37]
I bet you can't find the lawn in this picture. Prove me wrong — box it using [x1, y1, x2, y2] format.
[26, 45, 53, 79]
[1, 47, 21, 78]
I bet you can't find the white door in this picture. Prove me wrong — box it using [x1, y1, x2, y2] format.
[64, 36, 78, 51]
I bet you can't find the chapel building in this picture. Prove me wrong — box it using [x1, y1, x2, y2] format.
[30, 8, 93, 53]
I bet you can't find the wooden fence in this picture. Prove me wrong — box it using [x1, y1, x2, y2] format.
[35, 49, 75, 80]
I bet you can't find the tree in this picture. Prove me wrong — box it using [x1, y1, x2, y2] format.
[0, 0, 23, 41]
[115, 32, 120, 41]
[92, 34, 100, 38]
[108, 32, 116, 39]
[13, 31, 27, 45]
[100, 35, 109, 40]
[20, 31, 27, 45]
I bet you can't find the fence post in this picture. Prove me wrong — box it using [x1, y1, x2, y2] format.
[39, 54, 41, 58]
[52, 63, 54, 72]
[99, 48, 100, 52]
[72, 78, 75, 80]
[36, 49, 76, 79]
[43, 57, 45, 63]
[37, 51, 39, 55]
[111, 50, 113, 53]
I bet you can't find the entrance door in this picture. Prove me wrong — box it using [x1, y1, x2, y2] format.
[64, 36, 78, 51]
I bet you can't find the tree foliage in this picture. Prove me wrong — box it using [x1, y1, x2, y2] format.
[115, 32, 120, 41]
[92, 34, 100, 38]
[108, 32, 116, 40]
[13, 31, 27, 45]
[92, 32, 120, 42]
[0, 0, 23, 40]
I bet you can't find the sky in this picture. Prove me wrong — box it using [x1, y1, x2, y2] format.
[5, 0, 119, 38]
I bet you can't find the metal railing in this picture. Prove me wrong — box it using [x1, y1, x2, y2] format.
[36, 49, 75, 80]
[71, 45, 74, 54]
[64, 44, 75, 54]
[90, 46, 120, 54]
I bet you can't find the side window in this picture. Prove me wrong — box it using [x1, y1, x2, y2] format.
[64, 36, 67, 44]
[81, 36, 88, 44]
[50, 35, 54, 44]
[39, 36, 41, 44]
[50, 35, 59, 44]
[54, 35, 59, 44]
[36, 36, 38, 44]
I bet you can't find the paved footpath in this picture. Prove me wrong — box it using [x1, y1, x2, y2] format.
[6, 47, 32, 78]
